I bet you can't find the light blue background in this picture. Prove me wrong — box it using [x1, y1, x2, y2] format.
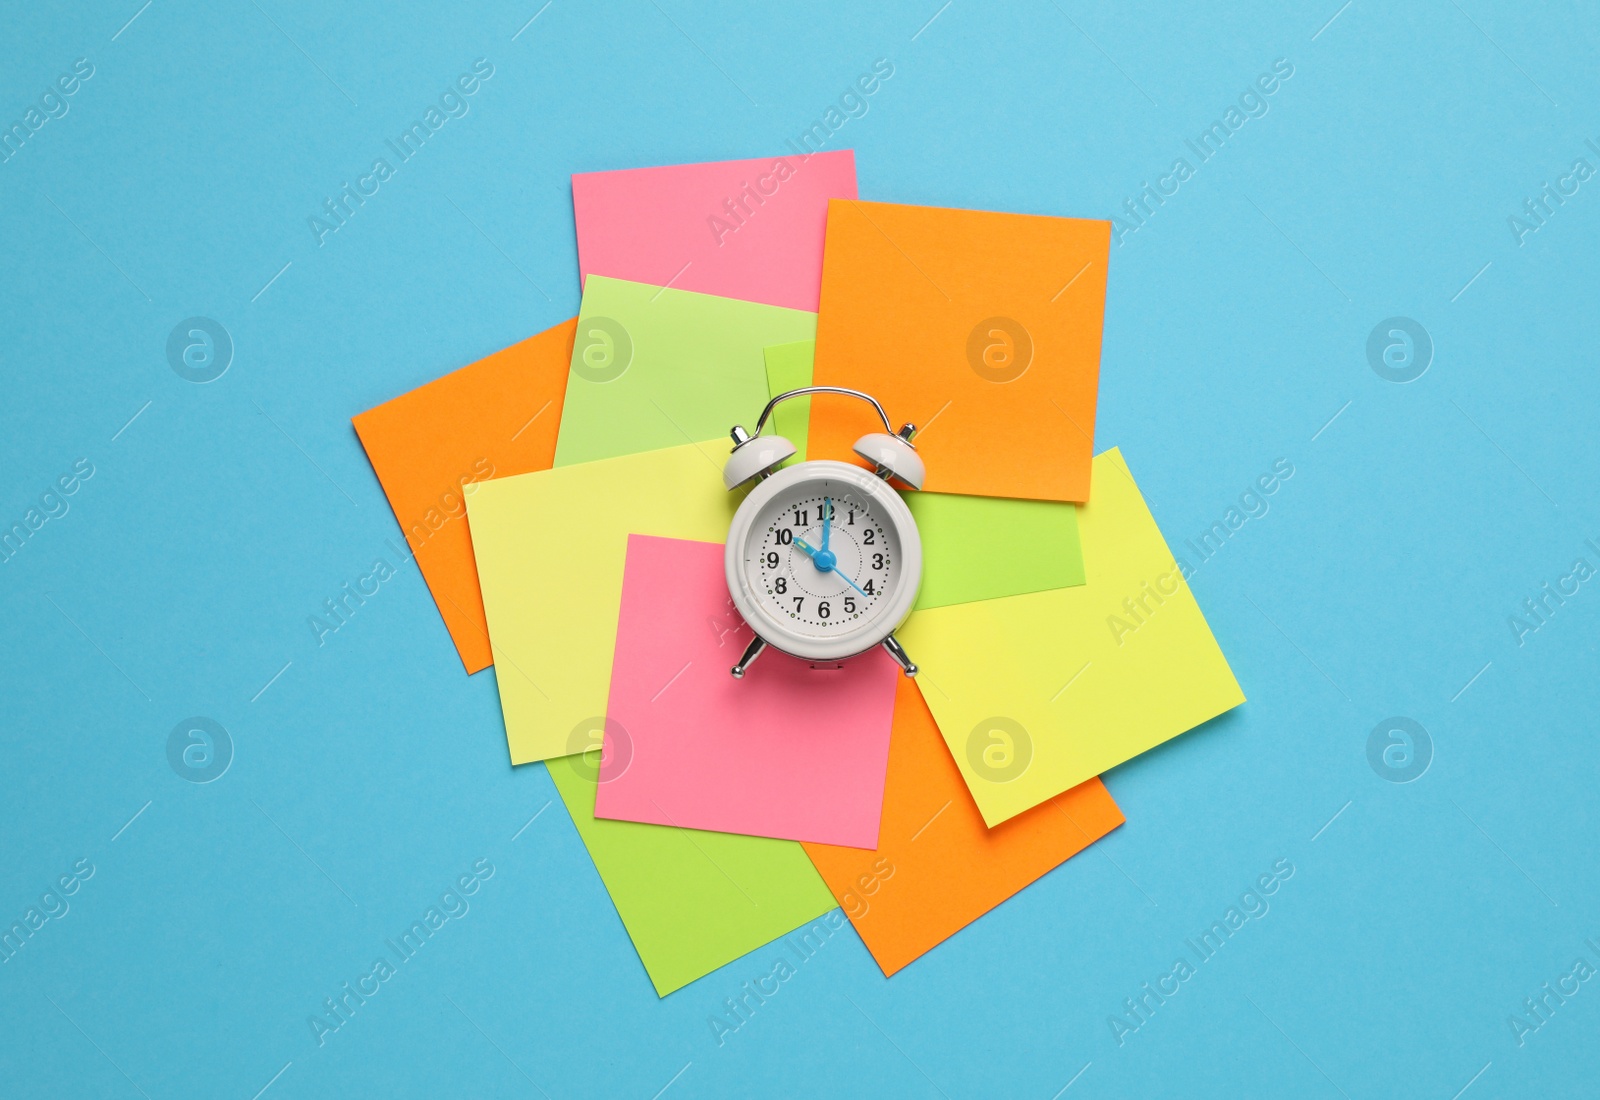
[3, 1, 1597, 1096]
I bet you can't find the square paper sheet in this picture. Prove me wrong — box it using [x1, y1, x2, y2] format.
[808, 200, 1110, 502]
[554, 276, 815, 468]
[572, 150, 857, 311]
[352, 318, 575, 673]
[803, 677, 1124, 976]
[594, 535, 899, 848]
[900, 449, 1246, 826]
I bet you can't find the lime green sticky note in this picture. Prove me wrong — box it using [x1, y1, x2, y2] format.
[911, 494, 1086, 608]
[764, 339, 817, 456]
[548, 754, 835, 997]
[555, 277, 817, 467]
[762, 340, 1085, 609]
[469, 441, 839, 994]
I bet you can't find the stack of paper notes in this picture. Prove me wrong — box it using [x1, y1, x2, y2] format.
[354, 151, 1245, 995]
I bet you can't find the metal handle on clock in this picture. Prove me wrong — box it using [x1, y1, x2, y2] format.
[749, 386, 901, 439]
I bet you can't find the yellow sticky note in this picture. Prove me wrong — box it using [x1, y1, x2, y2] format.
[466, 442, 736, 764]
[900, 448, 1245, 826]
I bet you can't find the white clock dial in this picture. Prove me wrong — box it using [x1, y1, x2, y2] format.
[724, 460, 922, 663]
[746, 488, 898, 634]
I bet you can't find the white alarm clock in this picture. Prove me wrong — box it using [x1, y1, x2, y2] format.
[722, 387, 925, 679]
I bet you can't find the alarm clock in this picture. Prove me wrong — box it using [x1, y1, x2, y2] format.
[722, 386, 924, 679]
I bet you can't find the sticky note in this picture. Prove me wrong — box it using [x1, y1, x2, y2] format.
[594, 536, 899, 848]
[901, 448, 1244, 825]
[572, 150, 857, 311]
[471, 446, 838, 994]
[554, 276, 817, 469]
[547, 755, 837, 997]
[763, 339, 818, 447]
[764, 340, 1086, 609]
[467, 442, 736, 765]
[808, 200, 1111, 501]
[352, 318, 575, 673]
[803, 677, 1124, 976]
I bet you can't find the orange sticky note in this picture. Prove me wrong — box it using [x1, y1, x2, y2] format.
[352, 318, 575, 673]
[802, 678, 1123, 976]
[808, 200, 1110, 501]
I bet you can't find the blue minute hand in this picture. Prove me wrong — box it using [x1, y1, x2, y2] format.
[822, 497, 831, 552]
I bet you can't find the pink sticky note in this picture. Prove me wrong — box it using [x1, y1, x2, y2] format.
[571, 150, 858, 312]
[594, 535, 899, 849]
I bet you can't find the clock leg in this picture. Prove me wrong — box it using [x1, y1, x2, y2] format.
[881, 633, 917, 677]
[731, 636, 767, 679]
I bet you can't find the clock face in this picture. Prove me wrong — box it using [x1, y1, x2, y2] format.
[726, 461, 922, 662]
[745, 487, 898, 635]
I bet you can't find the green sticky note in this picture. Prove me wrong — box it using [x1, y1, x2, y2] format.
[911, 494, 1087, 608]
[763, 340, 1086, 609]
[537, 287, 835, 997]
[547, 760, 835, 997]
[555, 276, 817, 467]
[764, 339, 818, 457]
